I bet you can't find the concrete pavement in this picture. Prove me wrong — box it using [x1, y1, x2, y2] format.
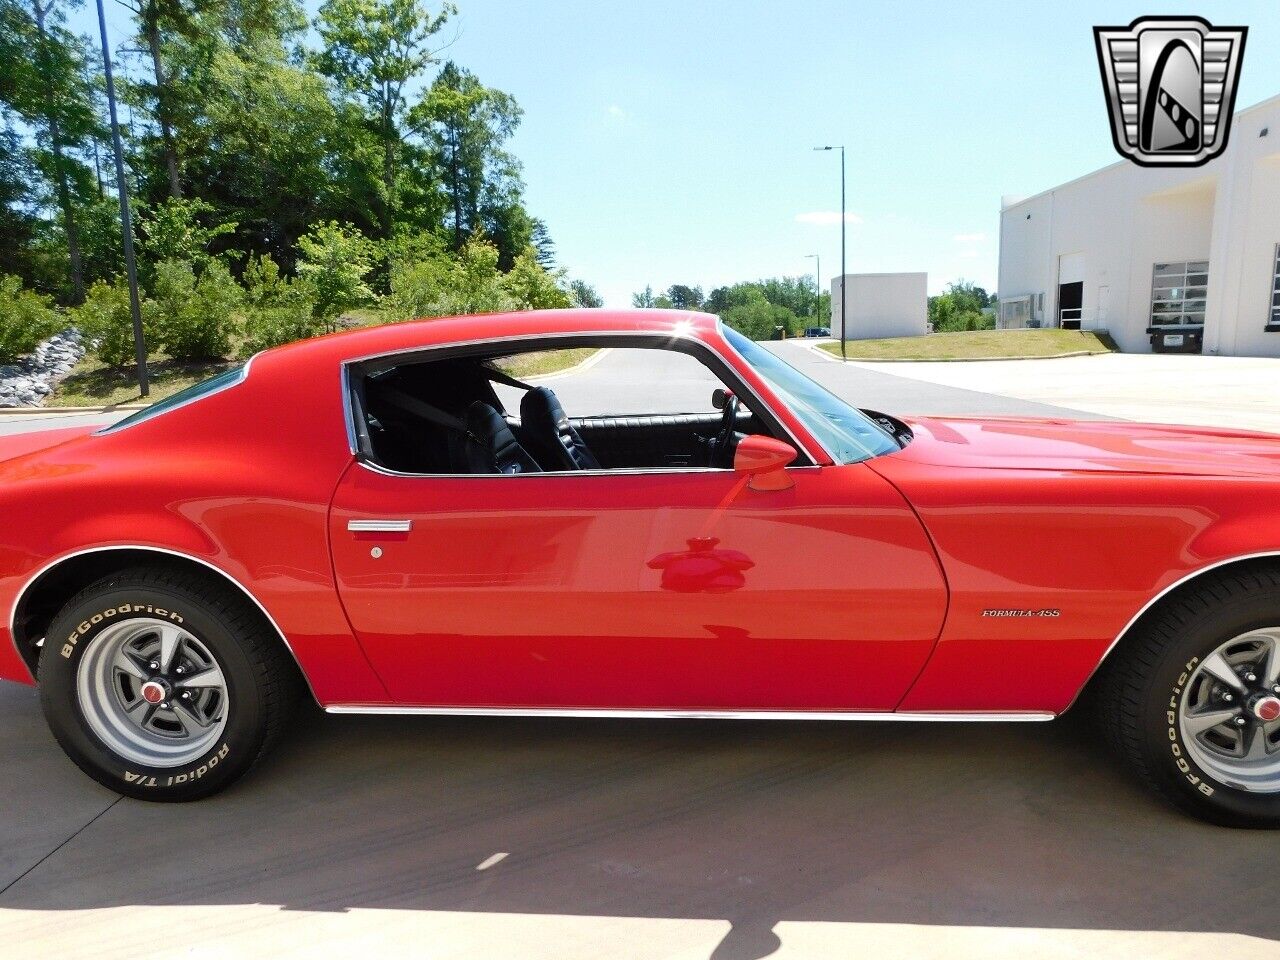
[3, 692, 1279, 959]
[809, 348, 1280, 435]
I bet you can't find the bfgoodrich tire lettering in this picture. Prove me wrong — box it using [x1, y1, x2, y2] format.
[38, 566, 297, 801]
[1096, 564, 1280, 827]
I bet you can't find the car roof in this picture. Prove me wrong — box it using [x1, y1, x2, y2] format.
[260, 308, 723, 370]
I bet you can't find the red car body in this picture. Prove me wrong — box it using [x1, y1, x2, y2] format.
[4, 309, 1280, 719]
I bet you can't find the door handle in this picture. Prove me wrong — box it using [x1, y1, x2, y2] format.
[347, 519, 413, 533]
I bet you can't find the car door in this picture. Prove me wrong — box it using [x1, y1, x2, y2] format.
[328, 459, 947, 711]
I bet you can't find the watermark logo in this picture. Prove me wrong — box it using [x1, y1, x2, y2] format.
[1094, 17, 1247, 167]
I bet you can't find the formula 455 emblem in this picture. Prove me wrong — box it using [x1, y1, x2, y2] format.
[1094, 17, 1247, 167]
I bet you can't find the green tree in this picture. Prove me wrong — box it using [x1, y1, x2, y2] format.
[666, 284, 703, 310]
[388, 236, 511, 319]
[410, 61, 526, 263]
[631, 285, 656, 308]
[316, 0, 454, 235]
[2, 0, 101, 302]
[295, 220, 374, 328]
[718, 286, 800, 340]
[502, 250, 569, 310]
[569, 279, 602, 308]
[116, 0, 199, 198]
[136, 197, 237, 270]
[928, 279, 995, 333]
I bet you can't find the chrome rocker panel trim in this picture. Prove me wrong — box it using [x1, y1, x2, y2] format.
[325, 706, 1055, 721]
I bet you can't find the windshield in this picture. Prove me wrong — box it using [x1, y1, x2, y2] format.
[722, 327, 899, 464]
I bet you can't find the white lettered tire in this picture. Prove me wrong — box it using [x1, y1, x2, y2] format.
[38, 566, 298, 801]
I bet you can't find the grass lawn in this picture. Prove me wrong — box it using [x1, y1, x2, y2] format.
[46, 354, 239, 408]
[818, 328, 1118, 361]
[44, 342, 598, 408]
[493, 348, 597, 378]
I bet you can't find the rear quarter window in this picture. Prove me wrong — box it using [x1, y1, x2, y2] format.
[97, 365, 246, 434]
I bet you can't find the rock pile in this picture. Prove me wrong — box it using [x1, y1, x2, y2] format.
[0, 329, 87, 407]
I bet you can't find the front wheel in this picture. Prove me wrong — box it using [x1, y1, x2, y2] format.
[38, 566, 298, 801]
[1097, 566, 1280, 826]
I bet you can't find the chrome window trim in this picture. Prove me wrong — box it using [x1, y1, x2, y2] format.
[9, 544, 319, 703]
[1063, 550, 1280, 712]
[93, 352, 259, 436]
[339, 328, 828, 475]
[325, 705, 1055, 721]
[354, 459, 823, 481]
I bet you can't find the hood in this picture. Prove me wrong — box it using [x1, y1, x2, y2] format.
[893, 416, 1280, 478]
[0, 424, 97, 465]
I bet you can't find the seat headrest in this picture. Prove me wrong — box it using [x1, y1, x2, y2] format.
[520, 386, 567, 429]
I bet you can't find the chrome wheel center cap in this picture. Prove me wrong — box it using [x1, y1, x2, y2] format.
[140, 680, 167, 705]
[1251, 696, 1280, 723]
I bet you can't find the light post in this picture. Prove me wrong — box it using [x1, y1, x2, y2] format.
[813, 145, 846, 358]
[804, 253, 820, 330]
[94, 0, 149, 396]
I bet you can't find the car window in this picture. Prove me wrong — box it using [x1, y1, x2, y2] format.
[98, 365, 247, 434]
[722, 327, 898, 464]
[491, 347, 720, 416]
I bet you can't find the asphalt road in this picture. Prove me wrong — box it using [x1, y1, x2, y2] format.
[0, 344, 1268, 959]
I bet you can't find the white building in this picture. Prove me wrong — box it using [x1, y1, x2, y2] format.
[829, 272, 928, 340]
[998, 93, 1280, 355]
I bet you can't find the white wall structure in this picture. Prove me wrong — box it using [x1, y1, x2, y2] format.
[998, 93, 1280, 356]
[829, 272, 928, 340]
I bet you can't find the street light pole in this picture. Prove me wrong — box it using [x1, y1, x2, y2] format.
[94, 0, 149, 396]
[813, 145, 846, 358]
[804, 253, 820, 328]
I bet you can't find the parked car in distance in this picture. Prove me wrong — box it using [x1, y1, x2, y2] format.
[803, 326, 831, 338]
[3, 308, 1280, 826]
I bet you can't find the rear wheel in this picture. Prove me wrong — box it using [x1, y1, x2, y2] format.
[38, 566, 298, 801]
[1097, 566, 1280, 826]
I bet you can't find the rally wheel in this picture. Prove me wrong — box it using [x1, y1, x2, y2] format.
[1098, 566, 1280, 827]
[38, 566, 298, 801]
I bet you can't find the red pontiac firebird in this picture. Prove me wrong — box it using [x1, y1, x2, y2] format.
[3, 309, 1280, 824]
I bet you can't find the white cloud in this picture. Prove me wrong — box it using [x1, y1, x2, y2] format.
[794, 211, 864, 225]
[953, 231, 988, 258]
[606, 104, 626, 118]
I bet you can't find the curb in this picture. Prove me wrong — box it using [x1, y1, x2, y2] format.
[810, 345, 1109, 364]
[525, 347, 611, 381]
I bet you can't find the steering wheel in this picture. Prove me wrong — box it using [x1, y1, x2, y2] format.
[710, 388, 740, 468]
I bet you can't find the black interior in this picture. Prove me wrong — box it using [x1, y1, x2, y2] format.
[352, 349, 775, 475]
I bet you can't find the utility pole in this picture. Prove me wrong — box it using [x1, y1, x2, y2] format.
[813, 145, 847, 357]
[94, 0, 149, 396]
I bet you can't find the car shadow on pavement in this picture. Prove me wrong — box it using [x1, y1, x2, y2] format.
[1, 688, 1276, 959]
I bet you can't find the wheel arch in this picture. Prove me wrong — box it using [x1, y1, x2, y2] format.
[10, 545, 316, 702]
[1069, 551, 1280, 711]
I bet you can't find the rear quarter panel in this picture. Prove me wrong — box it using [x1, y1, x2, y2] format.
[0, 349, 386, 702]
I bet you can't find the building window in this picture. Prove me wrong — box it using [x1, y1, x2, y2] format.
[1150, 260, 1208, 328]
[1268, 244, 1280, 331]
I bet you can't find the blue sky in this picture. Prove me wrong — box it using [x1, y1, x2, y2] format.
[76, 1, 1280, 305]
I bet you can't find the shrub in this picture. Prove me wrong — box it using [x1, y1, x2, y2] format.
[73, 281, 156, 367]
[387, 238, 517, 320]
[296, 221, 374, 330]
[0, 274, 61, 363]
[239, 254, 322, 356]
[503, 251, 571, 310]
[152, 260, 242, 361]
